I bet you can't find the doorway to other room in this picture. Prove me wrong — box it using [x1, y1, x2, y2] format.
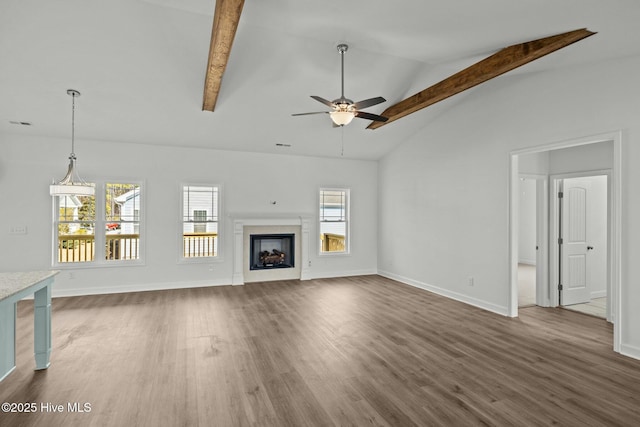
[517, 176, 546, 308]
[509, 131, 622, 354]
[552, 174, 608, 319]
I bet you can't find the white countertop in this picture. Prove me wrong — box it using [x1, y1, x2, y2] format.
[0, 271, 59, 301]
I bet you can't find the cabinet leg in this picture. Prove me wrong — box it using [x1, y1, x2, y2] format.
[34, 285, 52, 370]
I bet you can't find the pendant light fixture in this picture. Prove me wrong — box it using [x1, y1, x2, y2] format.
[49, 89, 95, 196]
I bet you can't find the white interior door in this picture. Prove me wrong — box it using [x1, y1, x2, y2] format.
[561, 179, 592, 305]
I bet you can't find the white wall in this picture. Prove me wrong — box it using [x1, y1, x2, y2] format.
[0, 135, 378, 295]
[378, 54, 640, 358]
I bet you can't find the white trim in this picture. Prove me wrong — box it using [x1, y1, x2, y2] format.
[379, 270, 509, 316]
[50, 278, 231, 298]
[509, 130, 623, 354]
[309, 268, 377, 280]
[509, 155, 519, 316]
[178, 183, 224, 264]
[52, 180, 147, 268]
[620, 343, 640, 361]
[318, 187, 351, 255]
[230, 214, 312, 285]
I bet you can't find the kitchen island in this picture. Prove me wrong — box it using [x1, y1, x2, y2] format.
[0, 271, 58, 381]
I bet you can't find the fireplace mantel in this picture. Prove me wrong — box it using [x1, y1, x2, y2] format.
[231, 214, 312, 285]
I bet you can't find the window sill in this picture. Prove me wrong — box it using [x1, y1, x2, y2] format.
[318, 251, 351, 257]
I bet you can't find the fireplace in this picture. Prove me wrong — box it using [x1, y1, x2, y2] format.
[232, 215, 310, 285]
[249, 233, 295, 270]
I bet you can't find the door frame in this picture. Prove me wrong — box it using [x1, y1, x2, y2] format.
[509, 130, 622, 354]
[550, 171, 611, 320]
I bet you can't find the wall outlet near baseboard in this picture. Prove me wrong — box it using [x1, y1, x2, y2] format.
[468, 276, 474, 286]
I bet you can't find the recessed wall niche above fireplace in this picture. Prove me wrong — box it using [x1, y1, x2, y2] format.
[249, 234, 295, 270]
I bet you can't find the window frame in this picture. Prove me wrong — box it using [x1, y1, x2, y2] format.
[318, 187, 350, 256]
[179, 183, 223, 263]
[51, 180, 145, 268]
[52, 191, 96, 266]
[104, 182, 144, 264]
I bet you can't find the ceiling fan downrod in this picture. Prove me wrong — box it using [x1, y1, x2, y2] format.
[337, 43, 348, 101]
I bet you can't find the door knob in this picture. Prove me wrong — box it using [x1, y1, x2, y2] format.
[587, 246, 594, 250]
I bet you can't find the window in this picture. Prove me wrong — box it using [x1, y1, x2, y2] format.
[105, 183, 141, 261]
[53, 181, 143, 265]
[182, 185, 219, 258]
[319, 188, 349, 254]
[54, 193, 96, 263]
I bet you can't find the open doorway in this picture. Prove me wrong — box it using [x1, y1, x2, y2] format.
[517, 175, 547, 308]
[509, 131, 622, 353]
[551, 174, 609, 319]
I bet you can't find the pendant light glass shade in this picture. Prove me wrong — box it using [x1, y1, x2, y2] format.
[50, 89, 94, 196]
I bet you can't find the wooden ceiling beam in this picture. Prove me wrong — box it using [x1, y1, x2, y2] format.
[368, 28, 596, 129]
[202, 0, 245, 112]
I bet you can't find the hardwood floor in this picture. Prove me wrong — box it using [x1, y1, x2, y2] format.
[1, 275, 639, 426]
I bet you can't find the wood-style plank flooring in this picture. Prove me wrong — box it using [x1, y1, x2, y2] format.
[1, 275, 639, 426]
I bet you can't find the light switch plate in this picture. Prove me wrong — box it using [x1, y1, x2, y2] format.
[9, 225, 27, 234]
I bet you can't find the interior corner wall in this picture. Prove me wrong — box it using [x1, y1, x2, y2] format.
[377, 54, 640, 359]
[0, 136, 378, 295]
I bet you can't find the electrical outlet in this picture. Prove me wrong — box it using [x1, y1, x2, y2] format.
[468, 276, 474, 286]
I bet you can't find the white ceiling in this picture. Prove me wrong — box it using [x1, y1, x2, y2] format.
[1, 0, 639, 160]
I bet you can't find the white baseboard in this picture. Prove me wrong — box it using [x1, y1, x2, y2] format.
[48, 269, 378, 298]
[51, 278, 231, 298]
[308, 268, 378, 280]
[591, 290, 607, 299]
[378, 270, 509, 316]
[620, 343, 640, 361]
[518, 259, 536, 266]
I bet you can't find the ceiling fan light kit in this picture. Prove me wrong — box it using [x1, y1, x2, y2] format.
[292, 43, 388, 127]
[330, 110, 355, 126]
[49, 89, 95, 197]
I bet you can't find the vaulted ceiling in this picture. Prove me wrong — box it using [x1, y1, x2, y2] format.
[1, 0, 639, 160]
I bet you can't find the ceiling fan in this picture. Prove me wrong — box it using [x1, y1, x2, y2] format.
[292, 44, 388, 127]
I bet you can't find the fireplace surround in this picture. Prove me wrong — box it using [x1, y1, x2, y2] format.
[232, 215, 311, 284]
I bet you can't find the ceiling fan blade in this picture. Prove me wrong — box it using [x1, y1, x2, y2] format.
[355, 111, 388, 122]
[292, 111, 329, 116]
[310, 96, 335, 108]
[353, 96, 386, 110]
